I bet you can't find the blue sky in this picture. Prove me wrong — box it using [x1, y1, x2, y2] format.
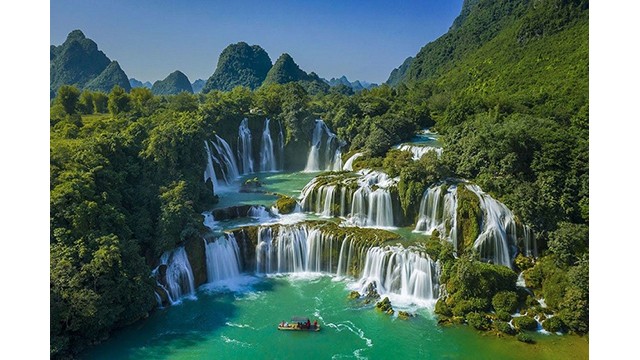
[50, 0, 463, 84]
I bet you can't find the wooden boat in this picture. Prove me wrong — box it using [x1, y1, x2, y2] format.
[277, 317, 320, 332]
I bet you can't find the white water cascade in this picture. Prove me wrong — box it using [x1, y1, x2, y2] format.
[238, 118, 254, 174]
[304, 119, 343, 172]
[397, 144, 443, 160]
[205, 234, 242, 282]
[358, 246, 439, 301]
[343, 152, 363, 171]
[252, 224, 439, 302]
[203, 141, 219, 194]
[300, 169, 398, 228]
[466, 184, 519, 267]
[414, 185, 458, 247]
[277, 120, 285, 170]
[259, 118, 277, 172]
[158, 247, 195, 303]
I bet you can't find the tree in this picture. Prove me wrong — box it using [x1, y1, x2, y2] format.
[78, 90, 94, 114]
[93, 92, 108, 113]
[55, 85, 81, 114]
[108, 85, 131, 115]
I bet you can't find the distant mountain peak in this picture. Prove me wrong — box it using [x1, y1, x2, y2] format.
[151, 70, 193, 95]
[202, 42, 272, 93]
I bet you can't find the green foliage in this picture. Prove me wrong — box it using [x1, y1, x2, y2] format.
[516, 333, 535, 344]
[435, 299, 453, 317]
[202, 42, 273, 92]
[55, 85, 81, 114]
[455, 185, 482, 253]
[542, 316, 566, 333]
[108, 85, 131, 115]
[466, 312, 491, 331]
[494, 320, 515, 335]
[78, 90, 95, 114]
[548, 222, 588, 267]
[496, 310, 512, 322]
[85, 61, 132, 93]
[93, 92, 108, 113]
[512, 316, 538, 331]
[451, 297, 489, 317]
[492, 291, 519, 314]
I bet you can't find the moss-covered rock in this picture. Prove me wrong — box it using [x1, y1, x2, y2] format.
[512, 316, 538, 331]
[515, 253, 535, 271]
[347, 291, 361, 300]
[240, 177, 263, 193]
[274, 195, 298, 214]
[542, 316, 565, 333]
[398, 311, 413, 320]
[375, 297, 394, 314]
[455, 184, 482, 254]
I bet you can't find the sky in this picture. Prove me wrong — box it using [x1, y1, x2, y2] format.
[50, 0, 463, 84]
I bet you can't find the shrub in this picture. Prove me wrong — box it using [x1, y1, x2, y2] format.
[435, 299, 453, 317]
[512, 316, 538, 331]
[451, 297, 489, 317]
[516, 333, 535, 344]
[466, 312, 491, 331]
[496, 310, 512, 322]
[492, 291, 518, 314]
[495, 320, 516, 335]
[542, 316, 565, 333]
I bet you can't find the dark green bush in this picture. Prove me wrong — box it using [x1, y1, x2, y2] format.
[542, 316, 565, 333]
[512, 316, 538, 331]
[492, 291, 518, 314]
[516, 333, 535, 344]
[494, 320, 515, 335]
[466, 312, 491, 331]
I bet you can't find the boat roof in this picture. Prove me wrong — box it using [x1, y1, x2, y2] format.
[290, 316, 310, 322]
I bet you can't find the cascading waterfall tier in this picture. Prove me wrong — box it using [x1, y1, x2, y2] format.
[238, 118, 254, 174]
[300, 169, 398, 228]
[413, 182, 536, 267]
[259, 118, 277, 172]
[203, 135, 241, 194]
[205, 234, 242, 282]
[343, 152, 363, 171]
[414, 184, 458, 247]
[154, 247, 195, 303]
[396, 144, 443, 160]
[358, 246, 439, 301]
[248, 223, 438, 301]
[304, 119, 343, 172]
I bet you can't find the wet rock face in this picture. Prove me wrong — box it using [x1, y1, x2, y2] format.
[185, 235, 207, 287]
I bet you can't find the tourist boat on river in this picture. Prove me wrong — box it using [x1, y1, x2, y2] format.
[278, 317, 320, 332]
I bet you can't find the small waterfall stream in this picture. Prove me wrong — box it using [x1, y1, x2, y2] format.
[304, 119, 342, 172]
[238, 118, 254, 174]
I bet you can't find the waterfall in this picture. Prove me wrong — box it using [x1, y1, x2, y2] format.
[249, 223, 439, 302]
[203, 135, 240, 193]
[414, 185, 458, 247]
[238, 118, 254, 174]
[157, 247, 195, 303]
[521, 225, 537, 257]
[259, 118, 277, 172]
[247, 205, 271, 220]
[205, 234, 242, 282]
[466, 184, 518, 267]
[358, 246, 439, 301]
[278, 120, 285, 170]
[300, 169, 398, 228]
[202, 211, 220, 231]
[397, 145, 443, 160]
[203, 141, 219, 194]
[304, 119, 342, 172]
[343, 152, 363, 171]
